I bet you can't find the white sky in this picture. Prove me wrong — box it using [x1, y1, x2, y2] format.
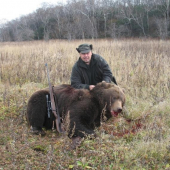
[0, 0, 65, 23]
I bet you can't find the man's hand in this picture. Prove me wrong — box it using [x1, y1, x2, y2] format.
[89, 85, 95, 90]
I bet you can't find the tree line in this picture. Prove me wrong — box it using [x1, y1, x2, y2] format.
[0, 0, 169, 42]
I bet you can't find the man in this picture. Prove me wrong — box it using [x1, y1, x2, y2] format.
[71, 44, 117, 90]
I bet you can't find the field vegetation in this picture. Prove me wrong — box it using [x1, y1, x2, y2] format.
[0, 39, 170, 169]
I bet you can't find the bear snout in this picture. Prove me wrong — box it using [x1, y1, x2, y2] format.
[110, 100, 123, 116]
[117, 108, 122, 113]
[111, 100, 123, 110]
[111, 107, 122, 116]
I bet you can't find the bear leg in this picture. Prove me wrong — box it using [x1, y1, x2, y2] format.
[27, 90, 50, 134]
[68, 122, 95, 138]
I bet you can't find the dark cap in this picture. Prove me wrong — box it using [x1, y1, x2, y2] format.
[76, 44, 92, 53]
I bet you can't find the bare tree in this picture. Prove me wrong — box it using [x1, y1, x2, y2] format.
[0, 0, 169, 41]
[36, 3, 54, 41]
[152, 0, 170, 39]
[120, 0, 147, 36]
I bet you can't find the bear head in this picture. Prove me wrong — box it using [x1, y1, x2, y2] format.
[91, 82, 125, 119]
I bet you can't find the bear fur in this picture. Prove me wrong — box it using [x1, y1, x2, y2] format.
[26, 82, 125, 138]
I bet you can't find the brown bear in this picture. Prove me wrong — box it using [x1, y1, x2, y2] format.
[26, 82, 125, 140]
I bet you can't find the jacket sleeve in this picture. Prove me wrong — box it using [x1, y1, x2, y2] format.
[71, 64, 89, 89]
[99, 56, 113, 83]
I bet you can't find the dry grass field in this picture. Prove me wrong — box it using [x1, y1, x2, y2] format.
[0, 39, 170, 169]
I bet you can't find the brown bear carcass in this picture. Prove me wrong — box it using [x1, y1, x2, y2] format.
[26, 82, 125, 138]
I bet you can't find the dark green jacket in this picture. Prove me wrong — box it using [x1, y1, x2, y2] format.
[71, 53, 113, 89]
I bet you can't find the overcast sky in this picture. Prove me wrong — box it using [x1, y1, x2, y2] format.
[0, 0, 65, 23]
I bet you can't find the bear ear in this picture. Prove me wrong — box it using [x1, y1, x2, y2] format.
[118, 87, 125, 94]
[101, 81, 111, 89]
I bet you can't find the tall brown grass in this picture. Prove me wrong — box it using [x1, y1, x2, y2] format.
[1, 39, 169, 96]
[0, 39, 170, 169]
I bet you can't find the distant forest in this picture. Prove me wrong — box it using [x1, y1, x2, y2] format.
[0, 0, 170, 41]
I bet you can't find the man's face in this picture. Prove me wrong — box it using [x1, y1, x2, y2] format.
[80, 51, 92, 65]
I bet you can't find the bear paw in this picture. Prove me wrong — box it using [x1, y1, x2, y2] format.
[30, 127, 46, 136]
